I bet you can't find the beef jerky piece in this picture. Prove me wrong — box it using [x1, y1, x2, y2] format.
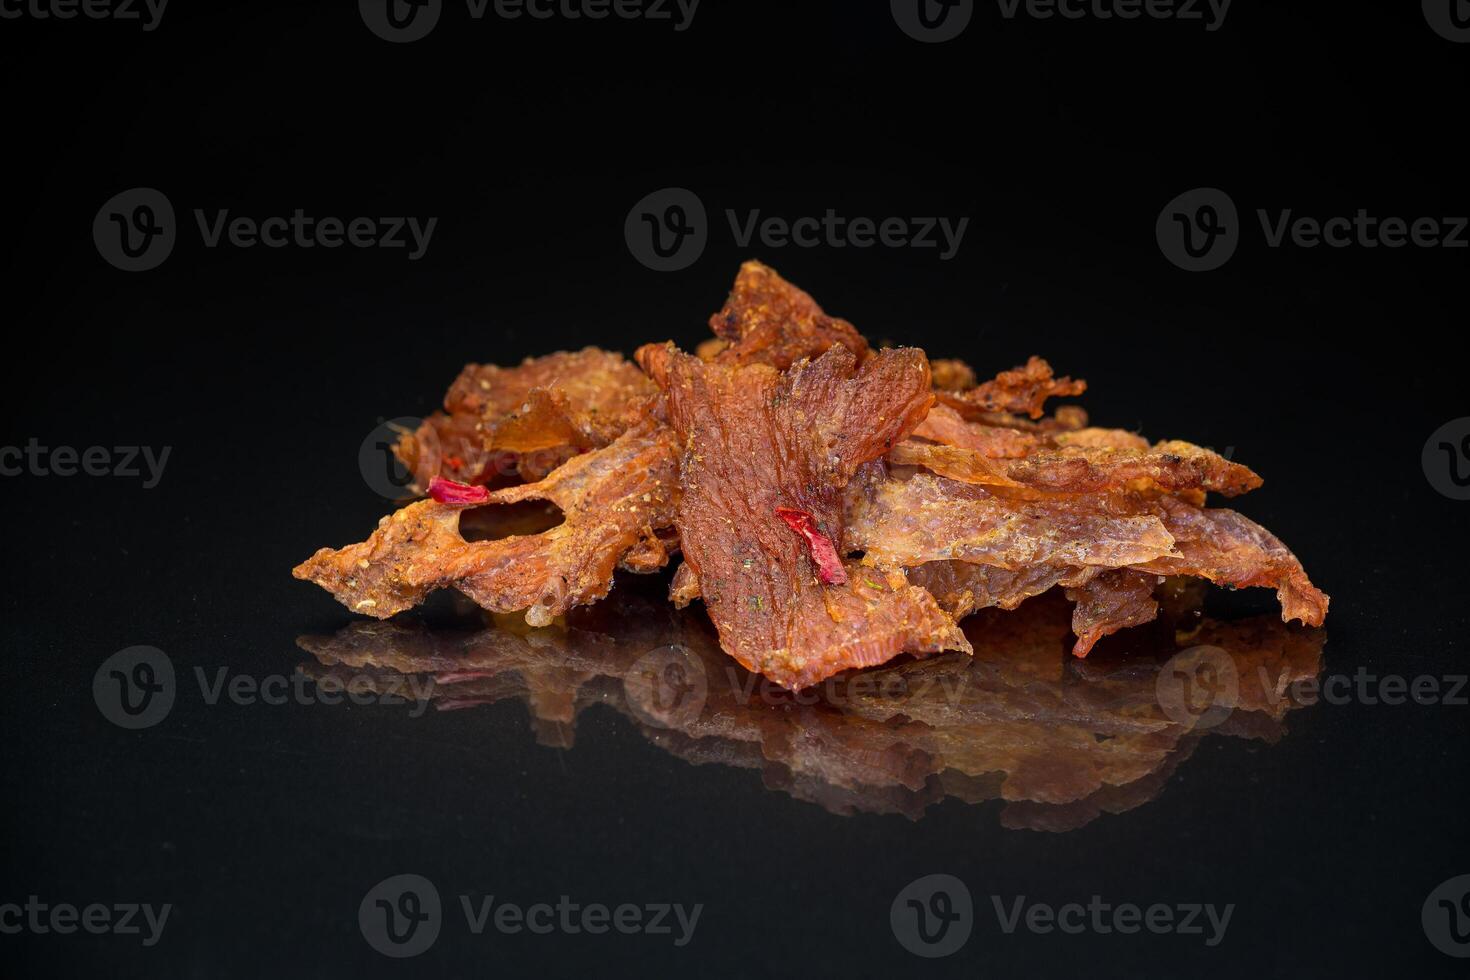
[850, 467, 1326, 634]
[669, 561, 701, 608]
[1135, 497, 1329, 627]
[912, 403, 1150, 460]
[911, 403, 1041, 458]
[1053, 428, 1150, 451]
[395, 408, 500, 491]
[638, 342, 968, 689]
[294, 424, 678, 625]
[937, 356, 1086, 420]
[888, 439, 1263, 497]
[908, 561, 1099, 621]
[930, 358, 977, 392]
[1066, 569, 1162, 656]
[844, 469, 1178, 571]
[397, 347, 657, 486]
[705, 261, 870, 369]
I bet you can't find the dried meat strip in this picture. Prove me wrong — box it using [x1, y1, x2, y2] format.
[397, 347, 657, 486]
[906, 561, 1099, 621]
[929, 358, 977, 392]
[704, 261, 870, 369]
[295, 424, 678, 625]
[847, 468, 1326, 648]
[844, 469, 1178, 572]
[911, 403, 1042, 458]
[888, 438, 1263, 497]
[638, 342, 968, 689]
[937, 356, 1086, 420]
[1134, 497, 1329, 627]
[912, 401, 1153, 462]
[1065, 569, 1162, 656]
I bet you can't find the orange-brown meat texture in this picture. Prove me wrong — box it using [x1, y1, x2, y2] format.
[295, 424, 678, 625]
[888, 439, 1263, 497]
[638, 342, 969, 689]
[397, 347, 657, 485]
[704, 261, 871, 369]
[938, 355, 1086, 420]
[844, 465, 1327, 647]
[1065, 569, 1162, 656]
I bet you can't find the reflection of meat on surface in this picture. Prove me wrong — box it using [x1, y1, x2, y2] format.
[297, 586, 1324, 831]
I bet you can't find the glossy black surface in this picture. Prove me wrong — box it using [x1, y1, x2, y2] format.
[3, 3, 1468, 976]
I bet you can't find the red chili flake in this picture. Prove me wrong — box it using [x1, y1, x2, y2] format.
[443, 454, 465, 470]
[428, 476, 490, 506]
[774, 506, 848, 586]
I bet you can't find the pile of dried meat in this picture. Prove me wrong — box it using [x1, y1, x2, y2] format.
[295, 261, 1328, 690]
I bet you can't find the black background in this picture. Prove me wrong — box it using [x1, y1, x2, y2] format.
[2, 1, 1468, 976]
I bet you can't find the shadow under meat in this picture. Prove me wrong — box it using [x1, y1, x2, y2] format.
[296, 577, 1324, 832]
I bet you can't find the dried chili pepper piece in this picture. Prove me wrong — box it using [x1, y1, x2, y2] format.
[428, 476, 491, 505]
[774, 506, 848, 586]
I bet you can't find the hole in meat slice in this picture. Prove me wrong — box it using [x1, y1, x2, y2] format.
[458, 501, 566, 542]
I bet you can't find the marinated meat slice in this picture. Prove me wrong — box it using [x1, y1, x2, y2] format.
[294, 424, 678, 625]
[929, 358, 977, 392]
[888, 439, 1263, 497]
[938, 356, 1086, 419]
[911, 403, 1041, 458]
[907, 561, 1098, 620]
[396, 347, 657, 485]
[1137, 497, 1329, 627]
[637, 342, 969, 689]
[912, 403, 1150, 459]
[1065, 569, 1162, 656]
[1053, 428, 1151, 451]
[847, 467, 1327, 639]
[669, 561, 701, 608]
[844, 469, 1178, 571]
[705, 261, 870, 369]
